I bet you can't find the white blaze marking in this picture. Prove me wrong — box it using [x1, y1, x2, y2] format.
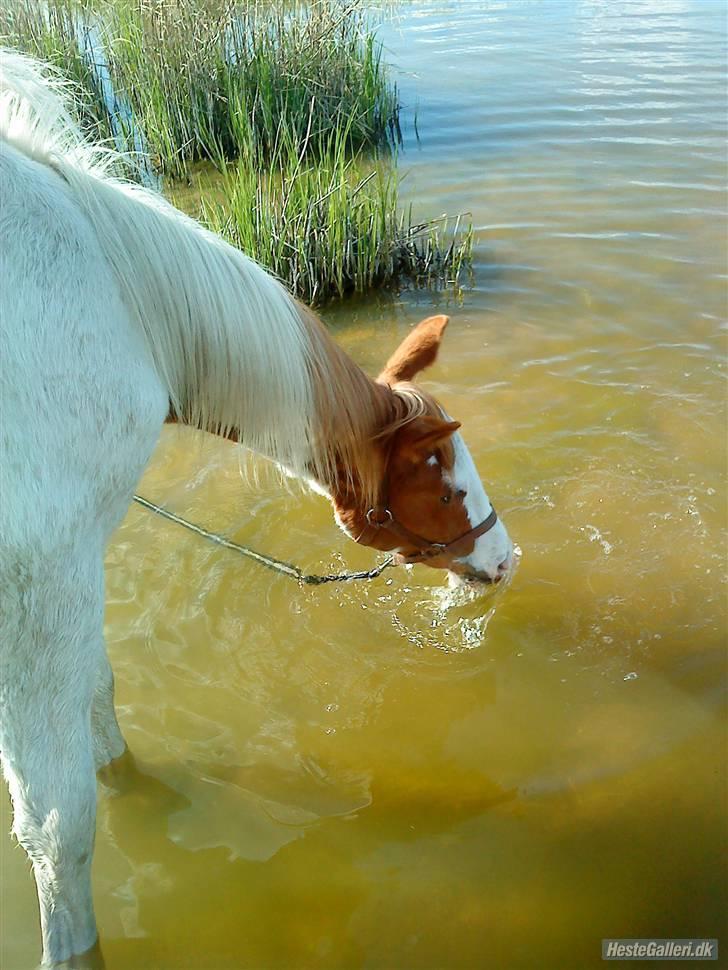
[445, 432, 512, 579]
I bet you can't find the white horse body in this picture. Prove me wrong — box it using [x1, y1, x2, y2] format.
[0, 51, 333, 966]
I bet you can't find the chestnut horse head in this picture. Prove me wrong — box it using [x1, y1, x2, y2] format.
[330, 315, 513, 584]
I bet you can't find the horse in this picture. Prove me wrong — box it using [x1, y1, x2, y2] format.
[0, 49, 513, 966]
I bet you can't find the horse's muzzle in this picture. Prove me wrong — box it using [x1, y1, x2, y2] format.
[457, 554, 512, 585]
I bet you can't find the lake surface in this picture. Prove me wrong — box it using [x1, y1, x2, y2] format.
[2, 1, 726, 967]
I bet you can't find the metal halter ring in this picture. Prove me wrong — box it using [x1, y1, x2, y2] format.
[366, 508, 393, 528]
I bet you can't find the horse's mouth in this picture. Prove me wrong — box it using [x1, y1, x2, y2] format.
[467, 572, 498, 585]
[448, 569, 496, 587]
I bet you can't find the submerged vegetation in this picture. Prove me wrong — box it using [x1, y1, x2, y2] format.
[1, 0, 472, 302]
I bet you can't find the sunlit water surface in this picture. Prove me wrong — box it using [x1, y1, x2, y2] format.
[2, 2, 726, 968]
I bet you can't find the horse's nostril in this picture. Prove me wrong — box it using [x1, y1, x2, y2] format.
[497, 557, 511, 575]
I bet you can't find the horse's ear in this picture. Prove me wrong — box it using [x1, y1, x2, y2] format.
[378, 315, 449, 384]
[397, 415, 461, 461]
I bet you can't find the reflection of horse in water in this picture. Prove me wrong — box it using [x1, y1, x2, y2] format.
[0, 50, 512, 965]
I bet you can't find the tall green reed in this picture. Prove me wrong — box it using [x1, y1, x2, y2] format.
[1, 0, 471, 300]
[203, 119, 472, 304]
[1, 0, 400, 176]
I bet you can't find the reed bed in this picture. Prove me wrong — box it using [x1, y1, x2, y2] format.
[1, 0, 472, 300]
[1, 0, 400, 175]
[204, 126, 472, 303]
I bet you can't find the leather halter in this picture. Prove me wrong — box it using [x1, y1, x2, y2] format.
[362, 500, 499, 565]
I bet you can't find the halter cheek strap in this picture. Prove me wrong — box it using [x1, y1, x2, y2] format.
[363, 504, 499, 564]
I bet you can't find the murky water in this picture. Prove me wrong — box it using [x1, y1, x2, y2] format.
[2, 2, 726, 967]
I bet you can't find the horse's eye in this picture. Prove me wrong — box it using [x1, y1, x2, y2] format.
[440, 494, 451, 505]
[456, 489, 467, 499]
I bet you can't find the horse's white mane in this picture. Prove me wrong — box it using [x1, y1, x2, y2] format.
[0, 48, 99, 169]
[0, 48, 330, 478]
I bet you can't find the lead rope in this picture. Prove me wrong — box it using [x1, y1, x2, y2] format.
[132, 494, 396, 586]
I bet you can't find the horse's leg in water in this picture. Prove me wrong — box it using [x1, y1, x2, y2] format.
[91, 644, 126, 771]
[0, 551, 104, 965]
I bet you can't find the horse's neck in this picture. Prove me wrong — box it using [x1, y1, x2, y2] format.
[61, 169, 325, 475]
[278, 307, 394, 503]
[72, 165, 408, 496]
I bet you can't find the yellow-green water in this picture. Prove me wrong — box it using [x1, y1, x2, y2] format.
[2, 2, 726, 968]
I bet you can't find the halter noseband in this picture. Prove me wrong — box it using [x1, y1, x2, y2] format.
[363, 502, 499, 565]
